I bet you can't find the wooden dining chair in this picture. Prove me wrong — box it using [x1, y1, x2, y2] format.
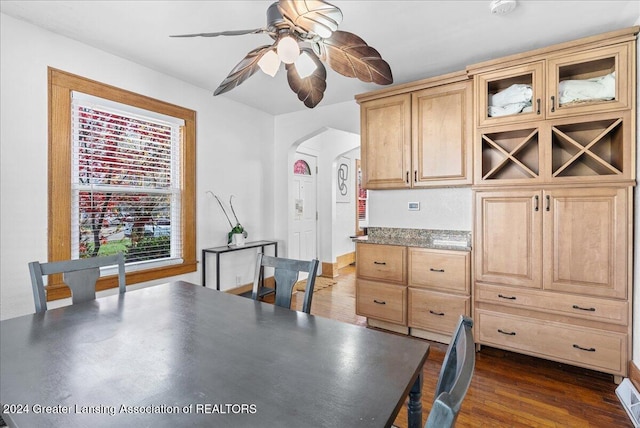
[251, 253, 319, 314]
[425, 315, 476, 428]
[28, 253, 126, 313]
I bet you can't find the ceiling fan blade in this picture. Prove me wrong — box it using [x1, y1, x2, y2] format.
[286, 49, 327, 108]
[214, 45, 272, 96]
[170, 28, 270, 38]
[320, 30, 393, 85]
[278, 0, 343, 39]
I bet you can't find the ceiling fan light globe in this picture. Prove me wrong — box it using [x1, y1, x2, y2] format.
[295, 51, 317, 78]
[277, 35, 300, 64]
[258, 50, 280, 77]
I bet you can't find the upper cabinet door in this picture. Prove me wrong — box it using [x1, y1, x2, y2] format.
[546, 44, 631, 119]
[412, 80, 472, 187]
[475, 62, 545, 127]
[360, 94, 412, 189]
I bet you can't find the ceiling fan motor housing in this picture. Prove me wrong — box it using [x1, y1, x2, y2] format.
[267, 2, 287, 32]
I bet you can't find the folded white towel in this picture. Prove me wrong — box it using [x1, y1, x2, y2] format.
[489, 84, 533, 107]
[488, 102, 531, 117]
[558, 72, 615, 105]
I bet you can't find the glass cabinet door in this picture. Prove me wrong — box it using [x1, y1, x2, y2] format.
[546, 44, 630, 118]
[475, 62, 544, 127]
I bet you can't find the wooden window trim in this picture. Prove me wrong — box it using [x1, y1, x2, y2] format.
[47, 68, 197, 300]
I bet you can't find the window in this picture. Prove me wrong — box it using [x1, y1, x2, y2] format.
[48, 68, 196, 301]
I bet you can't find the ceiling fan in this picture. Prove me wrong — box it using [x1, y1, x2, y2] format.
[170, 0, 393, 108]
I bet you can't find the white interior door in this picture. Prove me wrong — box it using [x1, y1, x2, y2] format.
[290, 153, 317, 267]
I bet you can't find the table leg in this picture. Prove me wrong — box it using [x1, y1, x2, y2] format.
[201, 250, 207, 287]
[216, 254, 221, 291]
[408, 372, 423, 428]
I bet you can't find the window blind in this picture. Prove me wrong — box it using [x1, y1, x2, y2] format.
[70, 91, 184, 270]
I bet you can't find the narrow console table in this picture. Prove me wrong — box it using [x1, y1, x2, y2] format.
[201, 240, 278, 293]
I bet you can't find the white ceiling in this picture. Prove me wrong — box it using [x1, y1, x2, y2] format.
[1, 1, 638, 115]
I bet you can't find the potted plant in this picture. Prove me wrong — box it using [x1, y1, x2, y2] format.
[207, 192, 248, 246]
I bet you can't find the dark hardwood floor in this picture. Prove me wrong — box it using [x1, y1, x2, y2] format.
[282, 264, 632, 427]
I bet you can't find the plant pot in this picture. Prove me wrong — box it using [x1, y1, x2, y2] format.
[231, 233, 245, 247]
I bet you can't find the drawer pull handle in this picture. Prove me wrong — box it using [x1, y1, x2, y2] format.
[373, 299, 386, 305]
[498, 294, 516, 300]
[498, 329, 516, 336]
[536, 98, 541, 115]
[430, 268, 445, 273]
[573, 344, 596, 352]
[551, 95, 556, 112]
[429, 310, 445, 316]
[572, 305, 596, 312]
[373, 261, 387, 265]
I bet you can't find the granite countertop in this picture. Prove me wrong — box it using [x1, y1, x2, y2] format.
[353, 227, 471, 252]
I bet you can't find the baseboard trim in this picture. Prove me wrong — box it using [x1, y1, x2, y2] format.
[337, 252, 355, 268]
[321, 262, 338, 278]
[321, 252, 355, 278]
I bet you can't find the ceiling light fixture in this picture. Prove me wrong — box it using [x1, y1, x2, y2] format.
[294, 51, 317, 79]
[257, 49, 280, 77]
[490, 0, 517, 15]
[170, 0, 393, 109]
[276, 34, 300, 64]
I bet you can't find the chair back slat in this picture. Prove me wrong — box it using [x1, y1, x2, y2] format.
[252, 254, 319, 314]
[28, 253, 126, 313]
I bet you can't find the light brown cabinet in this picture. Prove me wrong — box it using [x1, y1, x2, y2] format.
[475, 110, 632, 186]
[355, 243, 471, 343]
[408, 248, 470, 343]
[475, 186, 629, 298]
[356, 71, 472, 189]
[471, 26, 636, 381]
[355, 243, 408, 334]
[469, 29, 635, 127]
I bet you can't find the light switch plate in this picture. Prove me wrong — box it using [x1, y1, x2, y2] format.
[408, 202, 420, 211]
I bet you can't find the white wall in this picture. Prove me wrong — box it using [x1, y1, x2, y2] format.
[333, 147, 361, 260]
[274, 103, 361, 258]
[0, 14, 274, 318]
[293, 129, 360, 265]
[368, 188, 473, 231]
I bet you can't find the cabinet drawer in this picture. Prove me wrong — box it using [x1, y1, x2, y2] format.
[408, 289, 469, 335]
[356, 244, 406, 284]
[476, 283, 629, 326]
[476, 310, 626, 375]
[409, 248, 469, 293]
[356, 279, 407, 325]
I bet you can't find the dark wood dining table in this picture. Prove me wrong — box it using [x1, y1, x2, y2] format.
[0, 281, 430, 427]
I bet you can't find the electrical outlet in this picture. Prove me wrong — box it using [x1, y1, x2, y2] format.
[236, 275, 242, 286]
